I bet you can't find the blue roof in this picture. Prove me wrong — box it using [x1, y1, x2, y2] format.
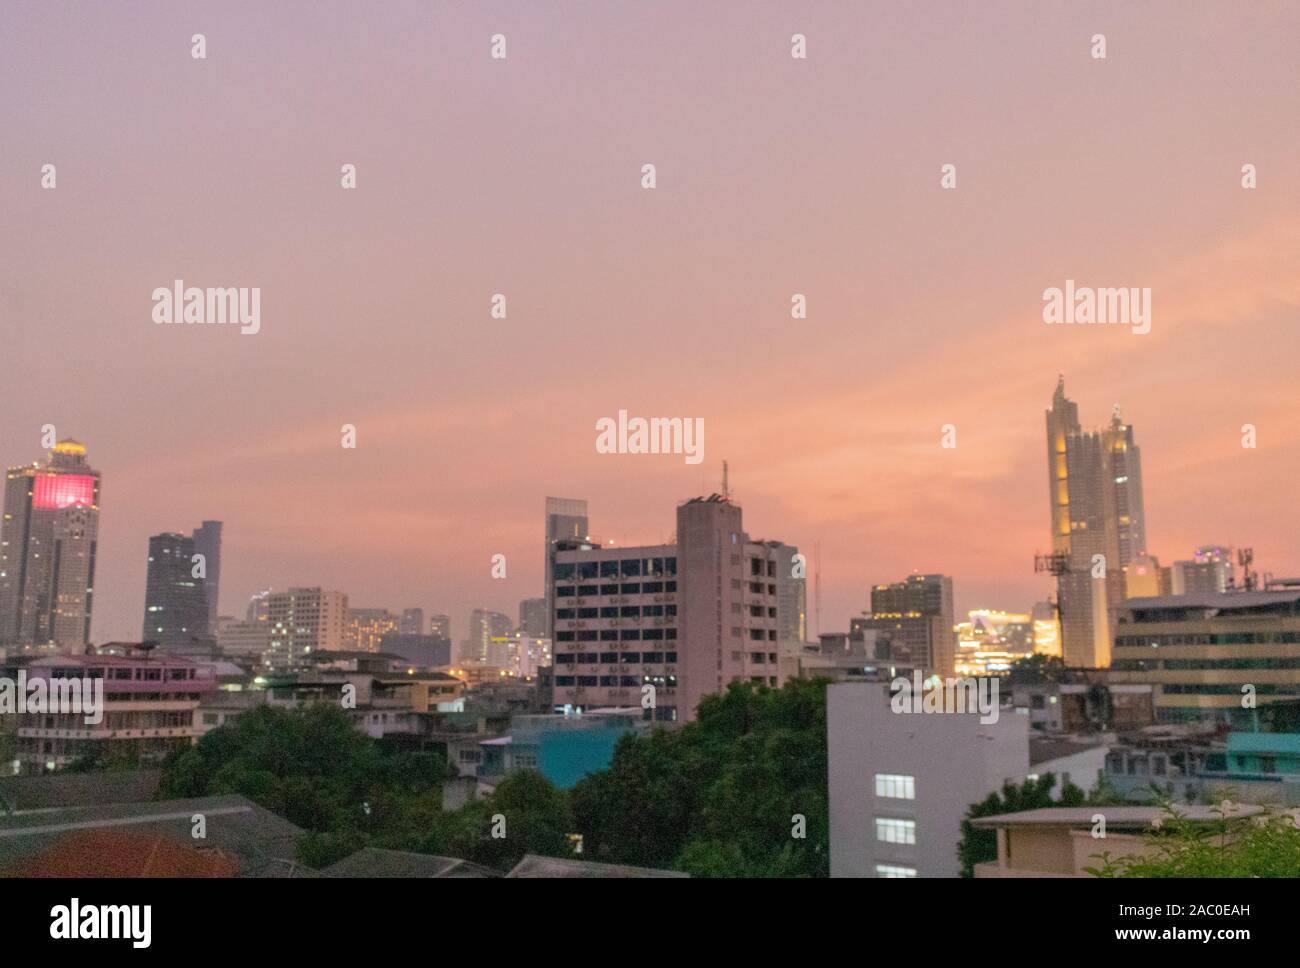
[1227, 732, 1300, 755]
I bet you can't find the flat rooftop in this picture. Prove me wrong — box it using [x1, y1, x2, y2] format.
[320, 847, 498, 878]
[507, 853, 687, 878]
[1123, 591, 1300, 612]
[971, 804, 1265, 828]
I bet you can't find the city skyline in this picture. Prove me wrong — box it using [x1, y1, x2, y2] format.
[2, 367, 1295, 649]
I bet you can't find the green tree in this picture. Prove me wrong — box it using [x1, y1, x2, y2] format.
[438, 769, 573, 872]
[569, 728, 699, 869]
[958, 773, 1087, 877]
[0, 719, 14, 774]
[569, 677, 830, 876]
[1087, 798, 1300, 877]
[156, 703, 453, 865]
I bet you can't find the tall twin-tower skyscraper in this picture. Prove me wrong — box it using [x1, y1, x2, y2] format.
[1046, 378, 1148, 667]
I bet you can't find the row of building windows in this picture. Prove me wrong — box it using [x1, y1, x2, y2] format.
[555, 628, 677, 642]
[554, 558, 678, 581]
[554, 675, 679, 688]
[30, 710, 194, 730]
[557, 605, 677, 620]
[1115, 632, 1300, 646]
[875, 864, 917, 878]
[49, 666, 201, 681]
[555, 582, 677, 597]
[554, 652, 678, 665]
[1114, 658, 1300, 671]
[1162, 684, 1300, 695]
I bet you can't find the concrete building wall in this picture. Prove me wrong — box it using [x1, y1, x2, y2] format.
[828, 681, 1029, 878]
[1008, 826, 1077, 873]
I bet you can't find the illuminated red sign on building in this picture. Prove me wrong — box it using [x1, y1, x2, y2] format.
[32, 474, 96, 509]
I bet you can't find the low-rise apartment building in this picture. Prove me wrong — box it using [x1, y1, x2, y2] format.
[10, 647, 215, 772]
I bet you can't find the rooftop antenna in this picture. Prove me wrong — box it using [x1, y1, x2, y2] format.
[722, 460, 730, 500]
[1238, 548, 1257, 591]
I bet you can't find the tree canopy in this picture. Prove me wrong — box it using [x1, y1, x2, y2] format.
[1087, 799, 1300, 878]
[570, 677, 830, 876]
[958, 773, 1088, 876]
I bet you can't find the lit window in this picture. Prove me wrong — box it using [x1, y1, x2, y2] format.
[875, 818, 916, 845]
[875, 864, 917, 878]
[874, 773, 915, 800]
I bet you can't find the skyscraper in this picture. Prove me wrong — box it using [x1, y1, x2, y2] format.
[191, 520, 223, 634]
[347, 607, 398, 653]
[544, 497, 588, 637]
[0, 440, 101, 650]
[246, 588, 271, 622]
[429, 613, 450, 639]
[142, 532, 210, 649]
[1045, 378, 1148, 667]
[399, 607, 425, 636]
[518, 597, 547, 637]
[466, 608, 514, 665]
[1170, 545, 1234, 595]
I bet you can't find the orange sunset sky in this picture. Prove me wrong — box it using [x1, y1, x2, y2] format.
[2, 0, 1297, 642]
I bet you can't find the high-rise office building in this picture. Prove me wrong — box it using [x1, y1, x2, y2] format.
[550, 494, 798, 722]
[544, 497, 588, 637]
[265, 587, 349, 671]
[215, 613, 271, 661]
[348, 607, 398, 653]
[677, 495, 796, 716]
[142, 532, 210, 649]
[379, 631, 452, 669]
[429, 613, 450, 639]
[1170, 545, 1234, 595]
[191, 520, 222, 634]
[246, 589, 271, 623]
[0, 440, 101, 650]
[518, 597, 547, 638]
[466, 608, 514, 665]
[1045, 379, 1148, 667]
[399, 607, 425, 636]
[218, 589, 272, 662]
[852, 575, 957, 678]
